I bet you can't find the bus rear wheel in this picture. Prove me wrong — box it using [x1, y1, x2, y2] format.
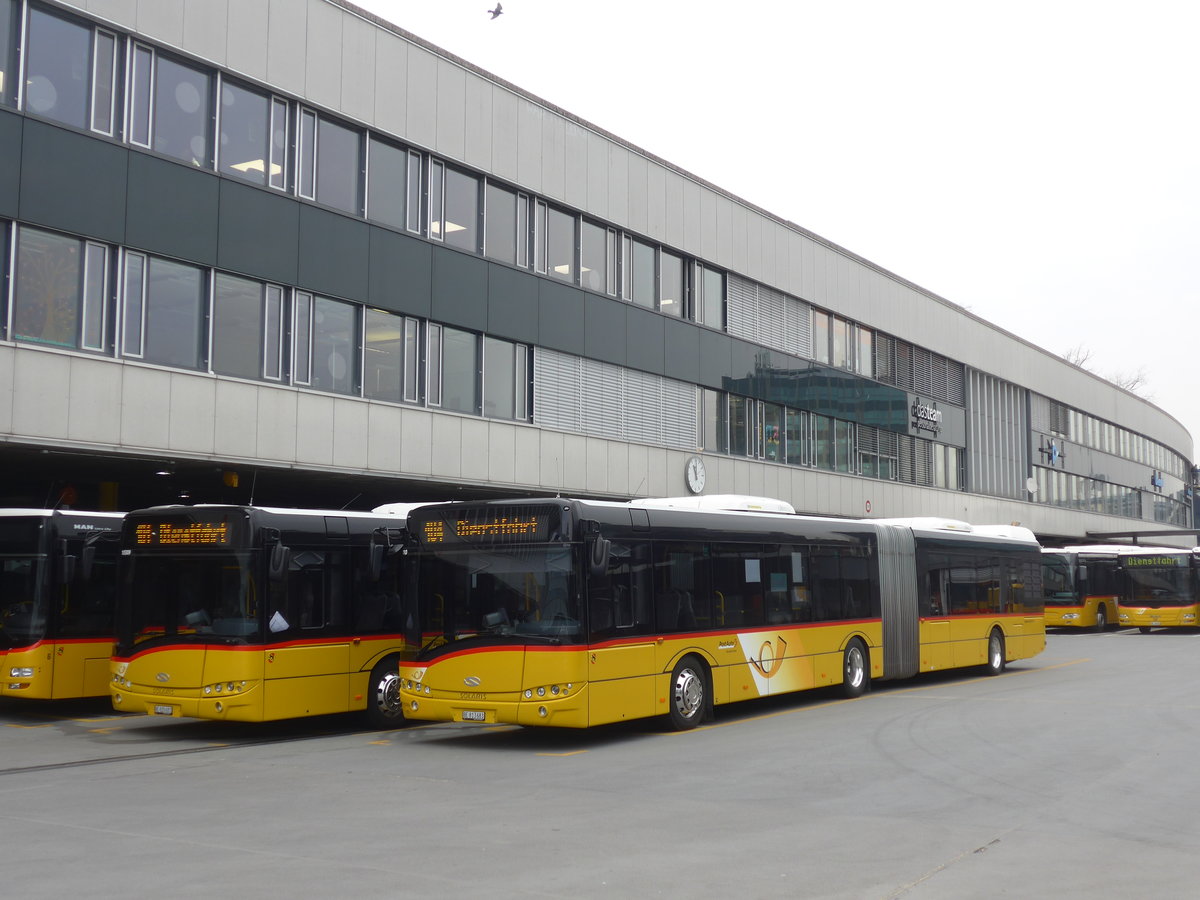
[366, 657, 405, 729]
[842, 638, 869, 698]
[985, 630, 1005, 675]
[668, 656, 707, 730]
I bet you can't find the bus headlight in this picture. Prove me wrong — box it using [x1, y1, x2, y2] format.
[9, 667, 34, 678]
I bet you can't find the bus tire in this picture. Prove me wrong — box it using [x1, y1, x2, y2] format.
[668, 655, 707, 731]
[1139, 626, 1152, 634]
[365, 657, 405, 729]
[985, 629, 1005, 675]
[842, 638, 869, 698]
[1093, 606, 1107, 632]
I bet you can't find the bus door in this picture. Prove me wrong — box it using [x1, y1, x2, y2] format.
[263, 549, 351, 718]
[586, 543, 655, 725]
[52, 534, 119, 698]
[920, 562, 953, 671]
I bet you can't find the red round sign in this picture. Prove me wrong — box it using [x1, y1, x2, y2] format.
[865, 500, 872, 513]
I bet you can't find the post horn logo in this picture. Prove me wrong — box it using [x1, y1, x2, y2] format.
[749, 636, 788, 678]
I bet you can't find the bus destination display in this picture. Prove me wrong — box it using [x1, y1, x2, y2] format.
[1125, 555, 1187, 568]
[134, 521, 232, 547]
[420, 512, 550, 545]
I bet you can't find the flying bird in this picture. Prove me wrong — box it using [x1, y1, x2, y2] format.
[488, 3, 503, 19]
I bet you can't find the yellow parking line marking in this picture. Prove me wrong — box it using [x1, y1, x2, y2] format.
[536, 750, 588, 757]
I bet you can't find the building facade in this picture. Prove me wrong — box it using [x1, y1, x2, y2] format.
[0, 0, 1193, 543]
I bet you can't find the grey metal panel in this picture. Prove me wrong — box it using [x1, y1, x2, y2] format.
[540, 112, 565, 202]
[217, 179, 299, 286]
[516, 100, 544, 194]
[876, 523, 919, 680]
[729, 202, 748, 275]
[585, 131, 608, 221]
[226, 0, 269, 82]
[681, 179, 701, 258]
[332, 400, 368, 469]
[82, 0, 136, 28]
[583, 294, 626, 367]
[563, 122, 588, 211]
[486, 263, 539, 345]
[119, 366, 171, 449]
[625, 306, 665, 376]
[699, 188, 718, 263]
[304, 0, 342, 111]
[729, 336, 759, 382]
[405, 46, 438, 151]
[663, 318, 700, 386]
[295, 392, 335, 465]
[372, 29, 408, 136]
[429, 413, 462, 478]
[13, 351, 71, 441]
[625, 154, 648, 236]
[137, 0, 184, 48]
[714, 195, 734, 273]
[0, 110, 21, 217]
[463, 76, 492, 171]
[434, 58, 466, 161]
[340, 12, 376, 125]
[297, 205, 370, 302]
[67, 356, 122, 445]
[489, 89, 519, 182]
[20, 121, 127, 244]
[537, 279, 585, 356]
[663, 170, 686, 251]
[182, 0, 227, 65]
[645, 163, 665, 241]
[430, 245, 487, 331]
[369, 227, 431, 318]
[266, 0, 307, 96]
[606, 144, 628, 226]
[697, 328, 732, 390]
[126, 153, 218, 265]
[366, 403, 402, 472]
[213, 380, 260, 458]
[168, 372, 217, 454]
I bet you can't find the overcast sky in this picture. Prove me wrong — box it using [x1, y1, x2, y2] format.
[354, 0, 1200, 457]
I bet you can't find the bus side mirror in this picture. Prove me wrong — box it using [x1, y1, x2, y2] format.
[268, 543, 291, 582]
[588, 536, 610, 575]
[80, 545, 96, 581]
[369, 543, 384, 583]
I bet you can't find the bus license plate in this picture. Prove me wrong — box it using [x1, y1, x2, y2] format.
[153, 705, 174, 716]
[462, 710, 486, 722]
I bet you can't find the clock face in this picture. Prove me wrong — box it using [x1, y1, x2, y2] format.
[685, 456, 706, 494]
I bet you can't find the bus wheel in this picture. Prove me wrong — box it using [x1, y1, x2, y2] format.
[366, 657, 405, 729]
[985, 630, 1005, 676]
[1094, 606, 1107, 632]
[668, 656, 707, 730]
[1139, 626, 1152, 634]
[842, 638, 869, 698]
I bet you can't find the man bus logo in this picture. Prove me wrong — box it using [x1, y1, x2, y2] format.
[749, 636, 788, 678]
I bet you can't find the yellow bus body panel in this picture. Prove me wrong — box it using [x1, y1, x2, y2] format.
[1045, 595, 1117, 628]
[0, 640, 114, 700]
[921, 613, 1042, 672]
[1118, 605, 1200, 628]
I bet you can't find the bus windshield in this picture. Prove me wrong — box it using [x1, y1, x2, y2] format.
[0, 553, 46, 649]
[418, 544, 582, 650]
[1125, 559, 1193, 608]
[1041, 554, 1075, 606]
[120, 552, 261, 651]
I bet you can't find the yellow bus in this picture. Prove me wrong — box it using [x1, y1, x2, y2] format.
[111, 503, 423, 726]
[1041, 546, 1121, 630]
[0, 509, 123, 700]
[397, 496, 1045, 730]
[1117, 547, 1200, 632]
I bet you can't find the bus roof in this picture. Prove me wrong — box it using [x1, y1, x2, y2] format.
[630, 495, 797, 514]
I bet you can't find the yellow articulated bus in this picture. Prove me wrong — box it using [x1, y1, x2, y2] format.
[398, 496, 1044, 730]
[1117, 546, 1200, 632]
[1041, 546, 1121, 631]
[0, 509, 123, 700]
[111, 503, 424, 726]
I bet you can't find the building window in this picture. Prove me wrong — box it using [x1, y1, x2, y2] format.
[700, 389, 724, 453]
[130, 46, 213, 167]
[627, 237, 656, 308]
[483, 336, 529, 421]
[439, 326, 479, 415]
[310, 296, 358, 395]
[484, 182, 518, 264]
[12, 226, 109, 352]
[695, 264, 724, 330]
[292, 291, 313, 385]
[856, 327, 874, 379]
[0, 0, 16, 108]
[366, 136, 409, 230]
[426, 323, 442, 406]
[405, 150, 423, 234]
[442, 167, 479, 253]
[23, 7, 116, 134]
[579, 220, 608, 293]
[364, 308, 420, 403]
[546, 206, 575, 282]
[660, 251, 684, 317]
[298, 110, 362, 215]
[785, 408, 808, 466]
[811, 310, 830, 364]
[218, 80, 278, 188]
[211, 273, 284, 381]
[122, 252, 204, 370]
